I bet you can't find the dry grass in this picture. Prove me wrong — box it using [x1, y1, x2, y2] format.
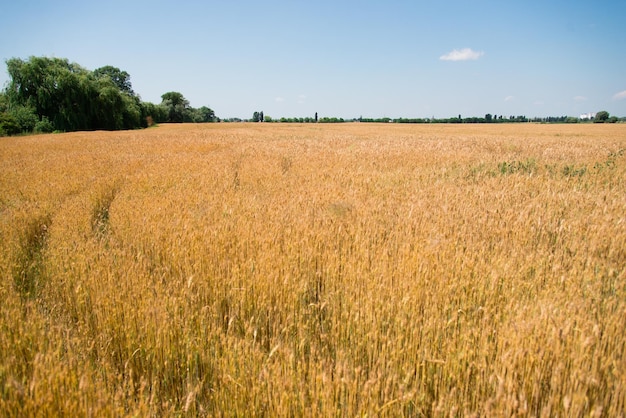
[1, 123, 625, 416]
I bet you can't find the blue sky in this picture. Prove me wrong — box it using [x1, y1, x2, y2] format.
[1, 0, 625, 119]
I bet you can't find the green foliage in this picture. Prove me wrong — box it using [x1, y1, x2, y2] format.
[121, 94, 142, 129]
[9, 105, 38, 132]
[395, 117, 428, 123]
[595, 111, 609, 123]
[319, 117, 345, 123]
[160, 91, 191, 123]
[0, 92, 8, 112]
[93, 65, 134, 94]
[4, 56, 144, 132]
[6, 57, 89, 131]
[358, 117, 391, 123]
[190, 106, 216, 123]
[34, 116, 54, 133]
[141, 102, 168, 125]
[278, 117, 317, 123]
[2, 57, 217, 134]
[250, 111, 265, 122]
[0, 112, 20, 136]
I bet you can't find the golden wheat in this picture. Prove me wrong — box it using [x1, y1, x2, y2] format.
[1, 123, 625, 416]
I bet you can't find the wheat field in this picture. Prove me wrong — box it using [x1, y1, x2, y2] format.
[1, 123, 625, 416]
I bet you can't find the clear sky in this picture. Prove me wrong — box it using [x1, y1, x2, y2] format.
[1, 0, 625, 119]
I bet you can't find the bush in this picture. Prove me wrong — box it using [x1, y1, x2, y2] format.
[0, 112, 20, 136]
[10, 106, 39, 132]
[34, 117, 55, 133]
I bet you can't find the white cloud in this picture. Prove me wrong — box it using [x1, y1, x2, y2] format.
[504, 95, 515, 102]
[297, 94, 306, 104]
[275, 97, 285, 102]
[613, 90, 626, 100]
[574, 96, 587, 102]
[440, 48, 484, 61]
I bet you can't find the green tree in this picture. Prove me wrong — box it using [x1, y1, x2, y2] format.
[93, 76, 126, 129]
[595, 110, 609, 122]
[120, 94, 142, 129]
[93, 65, 134, 95]
[3, 56, 146, 132]
[160, 91, 190, 123]
[0, 92, 8, 112]
[2, 56, 216, 134]
[252, 111, 260, 122]
[190, 106, 216, 123]
[91, 65, 142, 129]
[141, 102, 168, 125]
[5, 56, 92, 131]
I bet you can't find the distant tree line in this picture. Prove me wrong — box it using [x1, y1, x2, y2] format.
[240, 113, 339, 123]
[0, 56, 216, 136]
[226, 111, 623, 125]
[244, 111, 325, 123]
[371, 113, 622, 124]
[242, 112, 623, 124]
[592, 110, 620, 123]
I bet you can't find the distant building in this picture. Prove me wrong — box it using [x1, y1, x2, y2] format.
[580, 112, 596, 120]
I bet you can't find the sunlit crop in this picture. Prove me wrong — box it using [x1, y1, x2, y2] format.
[1, 123, 625, 416]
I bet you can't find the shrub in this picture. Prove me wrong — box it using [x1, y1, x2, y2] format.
[0, 112, 20, 136]
[10, 106, 39, 132]
[34, 116, 55, 133]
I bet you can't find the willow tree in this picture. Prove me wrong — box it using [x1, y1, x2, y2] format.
[4, 56, 143, 132]
[5, 57, 90, 131]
